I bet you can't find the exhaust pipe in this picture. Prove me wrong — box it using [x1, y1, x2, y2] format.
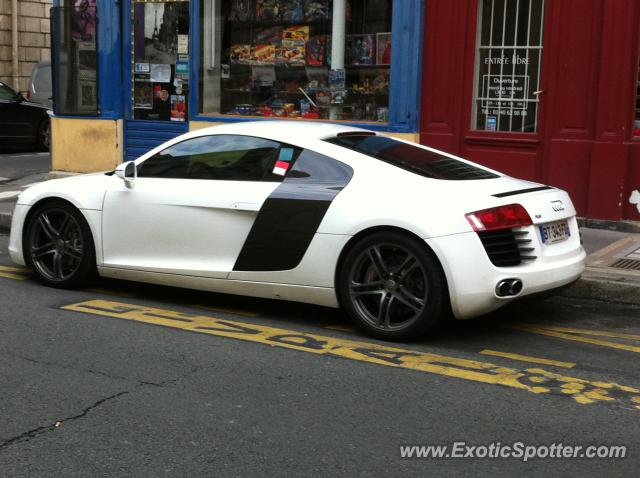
[495, 278, 523, 297]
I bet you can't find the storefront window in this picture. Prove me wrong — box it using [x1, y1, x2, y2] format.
[51, 0, 98, 115]
[132, 0, 190, 121]
[472, 0, 545, 133]
[200, 0, 393, 122]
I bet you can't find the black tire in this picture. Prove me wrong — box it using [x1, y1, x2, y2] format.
[337, 231, 448, 341]
[25, 200, 97, 288]
[36, 119, 50, 151]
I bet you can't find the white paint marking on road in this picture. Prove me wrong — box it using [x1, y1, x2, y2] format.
[0, 191, 21, 199]
[0, 177, 10, 182]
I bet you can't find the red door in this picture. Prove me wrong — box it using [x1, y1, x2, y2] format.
[420, 0, 640, 221]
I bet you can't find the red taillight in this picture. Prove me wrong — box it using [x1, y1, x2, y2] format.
[465, 204, 532, 232]
[26, 90, 31, 100]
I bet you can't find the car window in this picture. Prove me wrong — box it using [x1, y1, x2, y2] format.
[325, 135, 500, 180]
[138, 134, 301, 181]
[0, 82, 17, 100]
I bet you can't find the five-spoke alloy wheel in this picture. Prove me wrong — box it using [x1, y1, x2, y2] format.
[25, 201, 96, 288]
[339, 231, 447, 340]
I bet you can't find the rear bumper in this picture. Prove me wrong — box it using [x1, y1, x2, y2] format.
[426, 225, 586, 319]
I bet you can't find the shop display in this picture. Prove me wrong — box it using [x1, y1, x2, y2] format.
[306, 35, 326, 66]
[208, 0, 393, 123]
[376, 33, 392, 65]
[347, 35, 375, 65]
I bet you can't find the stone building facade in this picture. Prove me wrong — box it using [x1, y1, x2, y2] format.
[0, 0, 52, 91]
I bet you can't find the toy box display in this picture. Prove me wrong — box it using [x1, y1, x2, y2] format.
[347, 35, 375, 65]
[306, 35, 326, 66]
[218, 0, 392, 123]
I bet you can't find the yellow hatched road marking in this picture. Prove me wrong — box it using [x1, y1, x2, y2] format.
[0, 265, 29, 273]
[0, 271, 27, 280]
[62, 299, 640, 411]
[510, 324, 640, 354]
[524, 325, 640, 342]
[479, 349, 576, 369]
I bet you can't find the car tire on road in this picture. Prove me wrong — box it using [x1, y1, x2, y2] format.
[25, 200, 97, 288]
[338, 231, 448, 341]
[36, 119, 50, 151]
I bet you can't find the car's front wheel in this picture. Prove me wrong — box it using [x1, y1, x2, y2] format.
[36, 119, 50, 151]
[338, 231, 448, 341]
[25, 200, 97, 288]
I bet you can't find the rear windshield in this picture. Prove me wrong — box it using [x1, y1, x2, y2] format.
[325, 135, 499, 180]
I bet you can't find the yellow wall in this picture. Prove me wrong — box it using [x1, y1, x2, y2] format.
[51, 118, 123, 173]
[190, 121, 419, 143]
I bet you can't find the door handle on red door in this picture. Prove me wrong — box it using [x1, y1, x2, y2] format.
[231, 202, 261, 212]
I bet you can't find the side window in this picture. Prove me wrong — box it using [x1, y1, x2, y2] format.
[0, 83, 17, 100]
[138, 134, 301, 181]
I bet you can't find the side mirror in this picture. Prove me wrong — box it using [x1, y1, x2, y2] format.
[115, 161, 137, 189]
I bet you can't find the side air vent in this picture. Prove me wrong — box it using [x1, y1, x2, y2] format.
[477, 227, 537, 267]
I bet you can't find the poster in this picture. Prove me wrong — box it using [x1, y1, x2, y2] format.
[150, 64, 172, 83]
[177, 34, 189, 54]
[71, 0, 96, 41]
[140, 2, 184, 63]
[134, 84, 153, 109]
[170, 95, 186, 121]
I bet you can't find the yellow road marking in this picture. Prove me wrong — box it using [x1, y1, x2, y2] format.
[62, 299, 640, 411]
[525, 325, 640, 342]
[194, 304, 261, 317]
[511, 324, 640, 354]
[0, 271, 28, 281]
[325, 324, 358, 333]
[0, 265, 29, 273]
[479, 349, 576, 369]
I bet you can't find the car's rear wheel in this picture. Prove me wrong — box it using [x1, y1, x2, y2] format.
[25, 201, 96, 288]
[36, 119, 50, 151]
[338, 231, 448, 341]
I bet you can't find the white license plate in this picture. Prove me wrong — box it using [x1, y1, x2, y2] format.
[539, 220, 570, 245]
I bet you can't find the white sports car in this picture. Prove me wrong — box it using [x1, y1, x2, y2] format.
[9, 121, 585, 340]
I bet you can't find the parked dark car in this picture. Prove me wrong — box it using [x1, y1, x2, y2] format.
[0, 81, 51, 151]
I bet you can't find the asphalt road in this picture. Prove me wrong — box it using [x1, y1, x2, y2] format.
[0, 151, 51, 183]
[1, 233, 639, 477]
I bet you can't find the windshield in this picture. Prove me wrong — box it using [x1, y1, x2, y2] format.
[325, 135, 499, 180]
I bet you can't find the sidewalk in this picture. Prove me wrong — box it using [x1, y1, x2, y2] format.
[1, 179, 639, 307]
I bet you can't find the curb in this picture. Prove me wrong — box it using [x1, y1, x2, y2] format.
[0, 212, 10, 233]
[577, 217, 640, 234]
[559, 270, 640, 306]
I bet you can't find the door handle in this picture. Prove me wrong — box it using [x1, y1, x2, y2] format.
[533, 90, 546, 96]
[231, 202, 261, 212]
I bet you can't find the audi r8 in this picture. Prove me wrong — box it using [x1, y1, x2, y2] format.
[8, 121, 586, 340]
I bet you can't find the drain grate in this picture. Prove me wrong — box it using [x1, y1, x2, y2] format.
[610, 258, 640, 271]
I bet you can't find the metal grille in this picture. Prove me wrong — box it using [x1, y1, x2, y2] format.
[610, 259, 640, 271]
[472, 0, 545, 132]
[478, 228, 537, 267]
